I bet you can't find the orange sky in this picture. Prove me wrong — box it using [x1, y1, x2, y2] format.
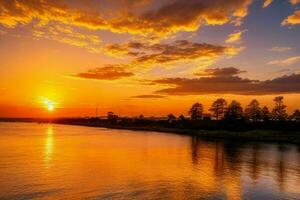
[0, 0, 300, 117]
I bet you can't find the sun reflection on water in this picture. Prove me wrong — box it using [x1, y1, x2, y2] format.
[1, 124, 299, 199]
[44, 125, 53, 167]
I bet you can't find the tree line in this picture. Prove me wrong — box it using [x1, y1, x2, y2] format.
[50, 95, 300, 133]
[185, 96, 300, 122]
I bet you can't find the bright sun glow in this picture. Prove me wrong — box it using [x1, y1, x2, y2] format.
[43, 99, 55, 112]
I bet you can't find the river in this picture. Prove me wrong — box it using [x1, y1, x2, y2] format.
[0, 122, 299, 200]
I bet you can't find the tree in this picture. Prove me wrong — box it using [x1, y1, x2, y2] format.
[139, 114, 144, 119]
[272, 96, 288, 121]
[209, 98, 227, 120]
[178, 115, 186, 121]
[224, 100, 243, 121]
[290, 109, 300, 121]
[261, 106, 271, 121]
[245, 99, 261, 121]
[167, 114, 176, 122]
[189, 103, 203, 120]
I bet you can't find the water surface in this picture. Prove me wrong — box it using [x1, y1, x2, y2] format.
[0, 122, 300, 200]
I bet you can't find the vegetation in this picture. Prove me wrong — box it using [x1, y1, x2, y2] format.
[7, 95, 298, 143]
[49, 96, 300, 130]
[291, 109, 300, 121]
[209, 98, 227, 120]
[245, 99, 261, 122]
[272, 96, 288, 121]
[189, 103, 203, 120]
[261, 106, 271, 122]
[186, 96, 298, 123]
[224, 100, 244, 121]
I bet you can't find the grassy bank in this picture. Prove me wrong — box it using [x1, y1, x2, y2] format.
[55, 121, 300, 144]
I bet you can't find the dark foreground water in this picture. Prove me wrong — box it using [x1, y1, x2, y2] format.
[0, 123, 300, 200]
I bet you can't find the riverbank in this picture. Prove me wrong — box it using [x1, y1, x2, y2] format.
[54, 121, 300, 144]
[1, 118, 299, 143]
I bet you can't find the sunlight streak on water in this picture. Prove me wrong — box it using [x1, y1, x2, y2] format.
[44, 125, 53, 167]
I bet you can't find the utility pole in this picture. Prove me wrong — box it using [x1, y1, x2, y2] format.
[96, 107, 98, 118]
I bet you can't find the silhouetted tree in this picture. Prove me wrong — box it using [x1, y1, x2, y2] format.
[224, 100, 243, 121]
[178, 115, 186, 121]
[167, 114, 176, 122]
[290, 109, 300, 121]
[261, 106, 271, 121]
[139, 114, 144, 119]
[189, 103, 203, 120]
[245, 99, 262, 121]
[209, 98, 227, 120]
[272, 96, 288, 121]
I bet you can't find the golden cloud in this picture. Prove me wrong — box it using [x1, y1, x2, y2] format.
[105, 40, 242, 66]
[282, 9, 300, 25]
[0, 0, 255, 36]
[225, 30, 247, 44]
[33, 25, 101, 50]
[290, 0, 300, 5]
[263, 0, 273, 8]
[71, 65, 134, 80]
[0, 0, 68, 27]
[268, 55, 300, 65]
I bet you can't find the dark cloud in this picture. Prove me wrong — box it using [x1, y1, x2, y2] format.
[194, 67, 246, 77]
[71, 65, 134, 80]
[111, 0, 253, 34]
[0, 0, 254, 35]
[105, 40, 239, 65]
[146, 69, 300, 95]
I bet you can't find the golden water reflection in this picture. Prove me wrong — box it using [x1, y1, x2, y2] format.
[0, 123, 299, 200]
[44, 125, 53, 166]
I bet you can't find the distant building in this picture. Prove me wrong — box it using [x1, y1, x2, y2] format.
[107, 112, 118, 121]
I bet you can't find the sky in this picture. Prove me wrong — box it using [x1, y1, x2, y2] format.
[0, 0, 300, 118]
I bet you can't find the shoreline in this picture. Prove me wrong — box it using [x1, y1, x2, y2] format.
[53, 121, 300, 144]
[1, 120, 299, 144]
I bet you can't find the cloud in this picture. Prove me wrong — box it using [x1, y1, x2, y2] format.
[194, 67, 246, 77]
[225, 30, 247, 43]
[125, 0, 253, 34]
[147, 71, 300, 95]
[71, 65, 134, 80]
[275, 69, 291, 73]
[263, 0, 273, 8]
[282, 9, 300, 25]
[0, 0, 107, 29]
[103, 42, 143, 57]
[269, 46, 292, 52]
[33, 25, 101, 51]
[0, 29, 7, 35]
[131, 94, 166, 99]
[105, 40, 242, 66]
[0, 0, 255, 36]
[268, 55, 300, 65]
[136, 42, 240, 65]
[104, 44, 132, 57]
[290, 0, 300, 5]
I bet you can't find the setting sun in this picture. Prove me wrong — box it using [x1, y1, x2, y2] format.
[1, 1, 300, 200]
[43, 99, 55, 112]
